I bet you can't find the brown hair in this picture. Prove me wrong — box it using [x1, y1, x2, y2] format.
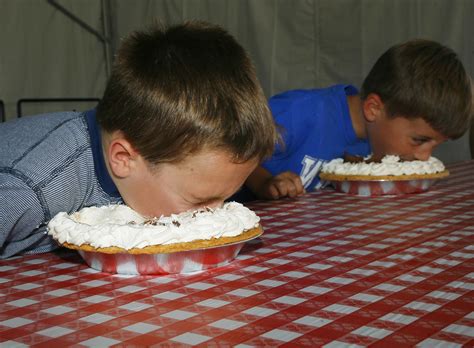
[361, 39, 473, 139]
[97, 21, 277, 164]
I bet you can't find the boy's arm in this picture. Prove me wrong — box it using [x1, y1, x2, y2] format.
[0, 174, 53, 258]
[245, 166, 305, 200]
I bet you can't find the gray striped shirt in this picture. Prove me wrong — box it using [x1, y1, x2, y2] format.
[0, 110, 122, 258]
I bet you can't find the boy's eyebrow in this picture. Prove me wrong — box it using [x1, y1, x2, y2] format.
[192, 195, 223, 203]
[411, 133, 433, 139]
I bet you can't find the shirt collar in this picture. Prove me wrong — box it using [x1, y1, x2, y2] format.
[84, 109, 121, 198]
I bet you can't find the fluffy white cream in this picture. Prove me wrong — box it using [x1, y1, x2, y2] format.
[322, 155, 445, 176]
[47, 202, 260, 249]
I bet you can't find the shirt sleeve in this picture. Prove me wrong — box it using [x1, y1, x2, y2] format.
[267, 92, 302, 158]
[0, 172, 55, 258]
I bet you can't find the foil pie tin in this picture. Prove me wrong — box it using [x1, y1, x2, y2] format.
[320, 169, 449, 197]
[76, 233, 262, 275]
[328, 178, 439, 196]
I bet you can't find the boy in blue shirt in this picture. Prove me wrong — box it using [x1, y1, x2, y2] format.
[0, 21, 278, 258]
[238, 39, 472, 201]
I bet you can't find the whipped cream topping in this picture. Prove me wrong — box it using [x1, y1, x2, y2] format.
[47, 202, 260, 250]
[322, 155, 445, 176]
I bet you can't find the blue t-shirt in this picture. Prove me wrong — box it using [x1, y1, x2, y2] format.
[264, 84, 370, 190]
[230, 84, 370, 202]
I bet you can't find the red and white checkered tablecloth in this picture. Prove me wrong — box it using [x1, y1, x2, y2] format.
[1, 161, 473, 347]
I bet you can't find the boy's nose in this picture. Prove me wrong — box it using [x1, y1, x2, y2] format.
[202, 200, 225, 210]
[414, 148, 432, 161]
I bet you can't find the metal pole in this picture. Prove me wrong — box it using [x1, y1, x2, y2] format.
[46, 0, 113, 79]
[46, 0, 108, 44]
[100, 0, 114, 78]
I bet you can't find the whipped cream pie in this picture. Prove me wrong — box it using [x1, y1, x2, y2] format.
[47, 202, 262, 254]
[320, 155, 448, 181]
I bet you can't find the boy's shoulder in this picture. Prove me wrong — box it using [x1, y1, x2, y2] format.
[269, 84, 358, 106]
[269, 84, 358, 119]
[0, 111, 84, 134]
[0, 111, 88, 168]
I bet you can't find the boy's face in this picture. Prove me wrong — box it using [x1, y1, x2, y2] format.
[367, 111, 448, 161]
[121, 150, 259, 218]
[363, 95, 448, 161]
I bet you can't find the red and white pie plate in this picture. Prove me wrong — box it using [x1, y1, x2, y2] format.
[76, 231, 263, 275]
[320, 171, 449, 196]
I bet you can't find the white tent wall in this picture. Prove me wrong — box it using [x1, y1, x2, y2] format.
[1, 0, 473, 163]
[0, 0, 107, 119]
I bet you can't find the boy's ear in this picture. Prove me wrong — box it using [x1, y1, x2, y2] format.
[363, 93, 385, 122]
[107, 136, 139, 178]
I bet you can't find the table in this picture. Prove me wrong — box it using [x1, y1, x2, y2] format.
[1, 161, 473, 347]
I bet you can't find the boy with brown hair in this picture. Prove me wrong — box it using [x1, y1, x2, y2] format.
[236, 39, 473, 201]
[0, 21, 278, 258]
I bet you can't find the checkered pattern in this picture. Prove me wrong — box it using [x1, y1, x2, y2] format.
[1, 161, 473, 347]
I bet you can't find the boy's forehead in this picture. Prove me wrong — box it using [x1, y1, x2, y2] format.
[183, 181, 239, 205]
[395, 116, 447, 139]
[414, 121, 447, 141]
[173, 151, 258, 200]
